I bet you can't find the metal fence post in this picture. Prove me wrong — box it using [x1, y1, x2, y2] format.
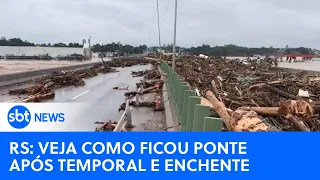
[136, 87, 141, 106]
[178, 84, 189, 125]
[174, 79, 183, 107]
[203, 117, 223, 132]
[193, 105, 210, 131]
[182, 90, 195, 131]
[125, 101, 133, 130]
[172, 74, 179, 99]
[177, 82, 188, 111]
[186, 96, 201, 131]
[170, 72, 177, 89]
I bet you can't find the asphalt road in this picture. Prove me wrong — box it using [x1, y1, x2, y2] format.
[1, 64, 151, 131]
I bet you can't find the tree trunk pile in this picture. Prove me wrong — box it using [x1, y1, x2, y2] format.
[174, 56, 320, 131]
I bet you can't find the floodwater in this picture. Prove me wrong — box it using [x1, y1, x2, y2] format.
[224, 56, 320, 72]
[278, 61, 320, 71]
[0, 46, 83, 56]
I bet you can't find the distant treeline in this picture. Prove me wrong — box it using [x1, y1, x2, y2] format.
[184, 44, 314, 57]
[0, 38, 82, 48]
[91, 43, 148, 55]
[0, 37, 315, 56]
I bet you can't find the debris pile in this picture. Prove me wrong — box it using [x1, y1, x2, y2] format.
[8, 57, 156, 102]
[124, 85, 162, 98]
[95, 121, 118, 132]
[174, 57, 320, 131]
[136, 80, 163, 89]
[131, 69, 160, 79]
[131, 70, 146, 77]
[118, 101, 156, 112]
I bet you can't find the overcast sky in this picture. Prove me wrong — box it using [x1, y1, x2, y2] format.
[0, 0, 319, 48]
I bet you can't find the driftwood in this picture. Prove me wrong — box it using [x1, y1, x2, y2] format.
[279, 100, 314, 117]
[266, 85, 297, 99]
[124, 86, 157, 98]
[23, 92, 55, 102]
[95, 121, 117, 132]
[248, 80, 288, 90]
[244, 104, 320, 116]
[172, 56, 320, 131]
[206, 91, 269, 131]
[284, 115, 310, 132]
[242, 107, 280, 116]
[8, 58, 157, 102]
[205, 91, 233, 130]
[113, 86, 129, 90]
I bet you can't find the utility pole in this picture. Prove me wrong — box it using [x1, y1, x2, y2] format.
[172, 0, 178, 70]
[156, 0, 162, 59]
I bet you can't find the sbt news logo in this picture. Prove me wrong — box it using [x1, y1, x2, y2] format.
[7, 105, 65, 129]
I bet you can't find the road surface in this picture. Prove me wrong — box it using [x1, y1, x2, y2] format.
[0, 65, 153, 131]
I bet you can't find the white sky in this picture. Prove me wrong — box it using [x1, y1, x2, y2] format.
[0, 0, 319, 48]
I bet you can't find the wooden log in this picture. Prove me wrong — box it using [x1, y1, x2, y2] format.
[244, 104, 320, 116]
[23, 92, 55, 103]
[248, 80, 287, 90]
[206, 91, 269, 132]
[201, 97, 213, 108]
[285, 115, 310, 132]
[266, 85, 297, 99]
[205, 91, 233, 130]
[241, 107, 280, 116]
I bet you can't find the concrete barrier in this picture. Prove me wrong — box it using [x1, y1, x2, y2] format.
[0, 62, 101, 86]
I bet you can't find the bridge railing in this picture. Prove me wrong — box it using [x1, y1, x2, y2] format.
[160, 61, 223, 132]
[113, 100, 132, 132]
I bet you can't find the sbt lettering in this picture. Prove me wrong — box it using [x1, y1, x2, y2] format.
[35, 113, 65, 122]
[8, 109, 30, 123]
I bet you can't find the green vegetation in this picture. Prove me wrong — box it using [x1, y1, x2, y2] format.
[91, 43, 147, 55]
[184, 44, 314, 57]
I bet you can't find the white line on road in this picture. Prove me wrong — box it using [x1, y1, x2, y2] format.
[71, 90, 90, 100]
[113, 73, 120, 78]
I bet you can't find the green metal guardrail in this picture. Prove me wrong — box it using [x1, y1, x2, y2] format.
[160, 62, 223, 132]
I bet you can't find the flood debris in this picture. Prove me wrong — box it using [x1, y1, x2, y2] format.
[173, 56, 320, 131]
[118, 101, 157, 112]
[131, 70, 146, 77]
[7, 57, 157, 102]
[124, 86, 161, 98]
[113, 86, 129, 90]
[136, 80, 163, 89]
[95, 120, 118, 132]
[131, 69, 160, 79]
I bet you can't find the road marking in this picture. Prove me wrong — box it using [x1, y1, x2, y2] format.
[71, 90, 90, 100]
[113, 73, 120, 78]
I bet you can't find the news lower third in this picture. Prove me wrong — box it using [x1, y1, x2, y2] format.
[0, 103, 318, 179]
[9, 142, 249, 172]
